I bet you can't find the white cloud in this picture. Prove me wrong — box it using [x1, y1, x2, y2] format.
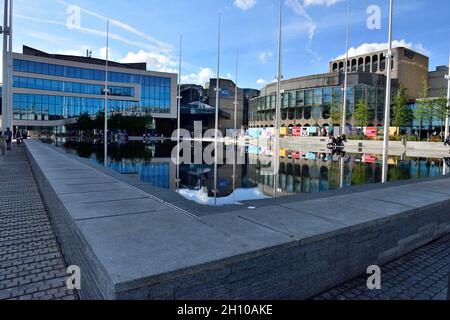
[256, 78, 268, 85]
[181, 68, 215, 85]
[285, 0, 316, 40]
[303, 0, 344, 7]
[259, 51, 274, 63]
[233, 0, 257, 10]
[120, 50, 178, 73]
[335, 40, 432, 59]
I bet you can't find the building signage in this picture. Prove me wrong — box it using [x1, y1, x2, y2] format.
[292, 127, 302, 136]
[365, 127, 377, 137]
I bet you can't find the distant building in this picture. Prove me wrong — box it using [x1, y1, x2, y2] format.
[249, 46, 448, 133]
[429, 65, 449, 98]
[9, 46, 178, 135]
[330, 47, 429, 100]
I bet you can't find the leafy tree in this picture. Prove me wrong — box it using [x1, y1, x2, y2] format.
[329, 91, 342, 133]
[434, 86, 450, 137]
[391, 84, 413, 128]
[354, 99, 370, 131]
[77, 112, 93, 133]
[414, 79, 433, 139]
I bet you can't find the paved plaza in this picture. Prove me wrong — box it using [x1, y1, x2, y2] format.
[0, 145, 76, 300]
[315, 234, 450, 300]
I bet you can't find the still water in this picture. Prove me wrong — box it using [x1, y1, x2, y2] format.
[44, 139, 450, 206]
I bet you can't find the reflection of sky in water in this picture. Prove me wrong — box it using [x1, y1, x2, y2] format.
[177, 188, 270, 206]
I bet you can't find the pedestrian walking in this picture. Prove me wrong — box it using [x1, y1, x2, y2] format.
[5, 128, 13, 151]
[16, 130, 23, 146]
[0, 133, 6, 156]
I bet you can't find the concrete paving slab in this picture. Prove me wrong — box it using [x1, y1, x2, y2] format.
[54, 182, 130, 195]
[75, 209, 278, 289]
[334, 194, 413, 216]
[198, 211, 295, 248]
[281, 197, 392, 227]
[364, 187, 450, 207]
[65, 197, 178, 220]
[230, 205, 347, 242]
[59, 189, 147, 204]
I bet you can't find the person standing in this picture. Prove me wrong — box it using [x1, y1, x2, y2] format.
[5, 128, 13, 151]
[16, 130, 23, 146]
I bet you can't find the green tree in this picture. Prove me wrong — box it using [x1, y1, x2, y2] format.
[354, 99, 370, 133]
[391, 84, 413, 129]
[329, 91, 342, 134]
[434, 86, 450, 138]
[77, 112, 93, 133]
[414, 79, 432, 140]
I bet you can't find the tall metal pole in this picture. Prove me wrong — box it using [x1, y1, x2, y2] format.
[214, 13, 221, 206]
[176, 35, 182, 190]
[234, 48, 238, 140]
[444, 52, 450, 140]
[382, 0, 394, 184]
[1, 0, 12, 135]
[341, 5, 350, 135]
[273, 0, 283, 197]
[104, 19, 110, 167]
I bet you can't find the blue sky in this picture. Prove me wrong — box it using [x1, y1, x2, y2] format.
[5, 0, 450, 89]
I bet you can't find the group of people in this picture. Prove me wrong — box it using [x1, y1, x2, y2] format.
[327, 134, 347, 148]
[0, 128, 28, 155]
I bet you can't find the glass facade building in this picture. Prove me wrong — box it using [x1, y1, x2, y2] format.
[249, 83, 386, 127]
[11, 46, 177, 127]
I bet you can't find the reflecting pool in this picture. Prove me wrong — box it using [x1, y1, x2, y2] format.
[43, 139, 450, 206]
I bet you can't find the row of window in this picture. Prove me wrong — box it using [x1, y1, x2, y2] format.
[13, 93, 167, 121]
[13, 76, 135, 97]
[249, 85, 385, 123]
[13, 59, 172, 87]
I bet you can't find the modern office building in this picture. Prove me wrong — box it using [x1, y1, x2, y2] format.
[249, 46, 442, 132]
[7, 46, 178, 135]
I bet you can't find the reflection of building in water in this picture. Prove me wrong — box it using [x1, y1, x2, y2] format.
[247, 153, 445, 195]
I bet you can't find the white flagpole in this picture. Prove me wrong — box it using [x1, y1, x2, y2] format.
[176, 34, 182, 190]
[273, 0, 283, 197]
[382, 0, 394, 183]
[233, 48, 238, 203]
[104, 19, 110, 167]
[342, 5, 350, 135]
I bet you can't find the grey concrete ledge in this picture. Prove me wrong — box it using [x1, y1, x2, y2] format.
[25, 140, 450, 300]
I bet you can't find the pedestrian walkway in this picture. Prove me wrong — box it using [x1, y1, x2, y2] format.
[314, 234, 450, 300]
[0, 145, 76, 300]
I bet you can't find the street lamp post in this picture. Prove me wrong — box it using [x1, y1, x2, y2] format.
[382, 0, 394, 184]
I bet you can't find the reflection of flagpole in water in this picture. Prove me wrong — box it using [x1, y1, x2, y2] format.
[273, 0, 283, 198]
[176, 35, 182, 191]
[233, 49, 239, 203]
[382, 0, 394, 183]
[214, 14, 221, 206]
[342, 5, 350, 135]
[339, 156, 345, 189]
[104, 19, 110, 167]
